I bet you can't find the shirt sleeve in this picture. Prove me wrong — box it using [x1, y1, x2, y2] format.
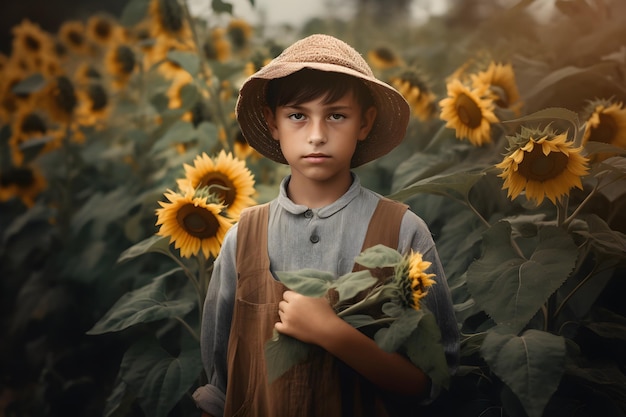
[193, 224, 239, 417]
[398, 210, 460, 401]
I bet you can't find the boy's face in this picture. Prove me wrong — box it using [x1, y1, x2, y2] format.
[263, 92, 376, 183]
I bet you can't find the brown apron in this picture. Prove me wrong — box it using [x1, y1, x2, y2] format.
[224, 198, 408, 417]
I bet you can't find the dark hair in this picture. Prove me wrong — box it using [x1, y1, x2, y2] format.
[265, 68, 375, 115]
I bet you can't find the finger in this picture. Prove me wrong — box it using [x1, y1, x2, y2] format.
[282, 290, 295, 301]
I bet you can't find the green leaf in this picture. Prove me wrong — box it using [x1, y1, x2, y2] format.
[576, 214, 626, 258]
[118, 235, 173, 263]
[152, 120, 197, 153]
[11, 73, 46, 95]
[354, 244, 403, 269]
[332, 270, 377, 301]
[275, 269, 335, 297]
[211, 0, 233, 13]
[119, 0, 150, 26]
[120, 338, 202, 417]
[264, 332, 311, 383]
[387, 171, 486, 203]
[166, 50, 200, 75]
[374, 309, 422, 352]
[467, 221, 578, 332]
[481, 329, 565, 417]
[342, 314, 378, 329]
[404, 312, 450, 388]
[87, 269, 195, 334]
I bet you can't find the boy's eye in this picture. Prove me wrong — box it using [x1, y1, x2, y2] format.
[329, 114, 345, 120]
[288, 113, 305, 120]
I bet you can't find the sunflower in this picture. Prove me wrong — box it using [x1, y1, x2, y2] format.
[496, 128, 590, 205]
[0, 165, 47, 207]
[367, 46, 403, 70]
[396, 250, 436, 311]
[149, 0, 192, 39]
[86, 14, 120, 45]
[147, 35, 194, 79]
[471, 61, 522, 114]
[581, 99, 626, 160]
[155, 186, 234, 259]
[40, 75, 77, 124]
[74, 63, 102, 86]
[76, 83, 109, 127]
[226, 18, 253, 52]
[105, 43, 136, 89]
[11, 20, 55, 64]
[439, 78, 499, 146]
[166, 71, 194, 109]
[9, 110, 63, 165]
[203, 28, 230, 62]
[58, 20, 89, 54]
[0, 64, 36, 122]
[390, 69, 437, 122]
[176, 150, 255, 219]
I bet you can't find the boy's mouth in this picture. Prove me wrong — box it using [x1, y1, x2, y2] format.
[304, 153, 330, 162]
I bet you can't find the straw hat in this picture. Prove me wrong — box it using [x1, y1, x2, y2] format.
[235, 34, 410, 167]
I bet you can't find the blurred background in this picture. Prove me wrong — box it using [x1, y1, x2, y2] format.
[1, 0, 625, 416]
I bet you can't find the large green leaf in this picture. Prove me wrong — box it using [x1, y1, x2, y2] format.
[333, 270, 378, 301]
[118, 235, 173, 263]
[120, 338, 202, 417]
[404, 312, 450, 388]
[87, 269, 195, 334]
[374, 308, 422, 352]
[467, 221, 578, 332]
[481, 329, 565, 417]
[166, 50, 200, 75]
[353, 244, 403, 269]
[264, 331, 311, 383]
[275, 269, 335, 297]
[576, 214, 626, 259]
[387, 171, 486, 203]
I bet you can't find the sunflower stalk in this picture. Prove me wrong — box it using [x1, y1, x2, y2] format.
[179, 0, 233, 153]
[174, 315, 200, 341]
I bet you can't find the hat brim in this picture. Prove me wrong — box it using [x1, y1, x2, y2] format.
[236, 62, 410, 168]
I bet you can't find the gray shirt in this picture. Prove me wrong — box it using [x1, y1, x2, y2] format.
[193, 174, 460, 416]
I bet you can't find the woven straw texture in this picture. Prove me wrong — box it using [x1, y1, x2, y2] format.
[235, 34, 410, 167]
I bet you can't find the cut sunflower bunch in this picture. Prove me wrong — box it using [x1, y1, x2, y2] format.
[265, 244, 449, 388]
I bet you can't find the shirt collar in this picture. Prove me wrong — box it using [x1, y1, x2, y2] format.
[277, 173, 361, 218]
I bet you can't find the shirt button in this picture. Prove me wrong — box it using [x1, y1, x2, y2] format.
[304, 209, 313, 218]
[310, 234, 320, 243]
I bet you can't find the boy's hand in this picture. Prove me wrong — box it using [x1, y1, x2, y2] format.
[275, 290, 337, 345]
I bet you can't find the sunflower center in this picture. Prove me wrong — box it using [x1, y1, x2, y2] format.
[456, 93, 482, 128]
[68, 30, 85, 47]
[199, 172, 236, 206]
[94, 20, 112, 39]
[21, 113, 47, 134]
[518, 143, 569, 182]
[25, 35, 41, 52]
[114, 45, 136, 74]
[1, 167, 35, 187]
[54, 76, 77, 114]
[176, 203, 219, 239]
[158, 0, 184, 32]
[87, 84, 108, 111]
[589, 113, 617, 144]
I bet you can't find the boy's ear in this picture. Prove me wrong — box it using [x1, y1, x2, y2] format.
[358, 106, 377, 141]
[262, 106, 279, 140]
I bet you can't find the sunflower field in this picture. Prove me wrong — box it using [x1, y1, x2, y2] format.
[1, 0, 625, 416]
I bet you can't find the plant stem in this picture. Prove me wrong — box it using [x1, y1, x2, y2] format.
[553, 266, 596, 318]
[175, 316, 200, 341]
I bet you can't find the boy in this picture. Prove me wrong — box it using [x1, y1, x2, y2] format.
[194, 34, 459, 417]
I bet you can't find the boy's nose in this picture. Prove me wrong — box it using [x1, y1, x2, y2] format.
[308, 120, 327, 145]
